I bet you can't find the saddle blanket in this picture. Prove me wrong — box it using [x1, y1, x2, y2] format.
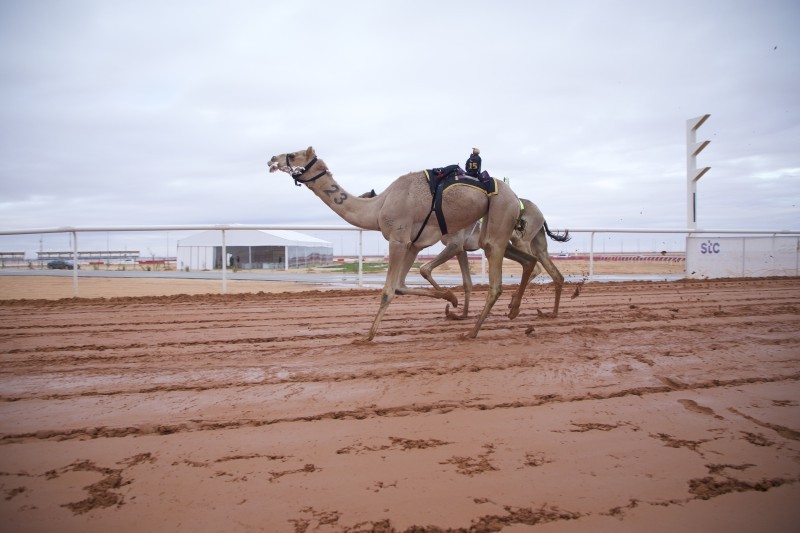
[423, 165, 498, 197]
[411, 165, 499, 241]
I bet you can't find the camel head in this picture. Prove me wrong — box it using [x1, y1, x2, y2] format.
[269, 146, 317, 176]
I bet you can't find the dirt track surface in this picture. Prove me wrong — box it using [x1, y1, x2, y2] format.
[1, 278, 799, 532]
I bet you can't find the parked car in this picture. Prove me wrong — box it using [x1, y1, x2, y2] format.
[47, 260, 79, 270]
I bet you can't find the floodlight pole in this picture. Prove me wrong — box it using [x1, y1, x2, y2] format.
[687, 114, 711, 229]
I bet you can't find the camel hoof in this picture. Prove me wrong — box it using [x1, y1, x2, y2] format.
[444, 304, 467, 320]
[508, 307, 521, 320]
[443, 290, 458, 307]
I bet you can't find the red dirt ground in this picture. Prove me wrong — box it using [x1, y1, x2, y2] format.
[0, 277, 799, 532]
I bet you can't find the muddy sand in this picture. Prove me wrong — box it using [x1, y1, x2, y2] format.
[0, 277, 798, 532]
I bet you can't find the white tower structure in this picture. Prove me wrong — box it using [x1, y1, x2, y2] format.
[686, 114, 711, 229]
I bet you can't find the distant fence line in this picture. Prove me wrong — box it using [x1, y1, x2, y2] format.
[1, 224, 798, 297]
[576, 255, 684, 262]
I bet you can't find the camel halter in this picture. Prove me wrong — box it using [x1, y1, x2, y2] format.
[288, 155, 328, 186]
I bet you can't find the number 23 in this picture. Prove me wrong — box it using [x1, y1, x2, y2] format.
[323, 184, 348, 204]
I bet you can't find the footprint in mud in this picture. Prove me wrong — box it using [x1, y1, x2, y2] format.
[523, 452, 553, 468]
[337, 436, 451, 455]
[688, 475, 792, 501]
[650, 432, 712, 454]
[117, 453, 157, 467]
[440, 443, 498, 477]
[741, 431, 775, 447]
[4, 486, 27, 501]
[46, 453, 158, 515]
[288, 507, 341, 531]
[564, 421, 636, 433]
[47, 460, 125, 515]
[678, 399, 724, 420]
[368, 480, 398, 493]
[706, 463, 755, 475]
[269, 463, 319, 482]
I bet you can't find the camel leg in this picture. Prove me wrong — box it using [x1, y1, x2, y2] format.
[419, 242, 458, 291]
[503, 244, 537, 320]
[368, 241, 418, 340]
[466, 241, 506, 338]
[465, 191, 537, 337]
[394, 284, 459, 306]
[531, 229, 565, 316]
[446, 251, 472, 319]
[418, 242, 462, 310]
[395, 246, 458, 306]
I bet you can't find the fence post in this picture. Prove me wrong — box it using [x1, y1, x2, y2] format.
[72, 231, 79, 298]
[221, 229, 227, 294]
[589, 232, 595, 278]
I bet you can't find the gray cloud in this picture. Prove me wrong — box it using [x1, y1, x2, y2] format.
[1, 0, 798, 255]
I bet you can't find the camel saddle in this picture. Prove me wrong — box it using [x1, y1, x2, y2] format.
[411, 165, 498, 243]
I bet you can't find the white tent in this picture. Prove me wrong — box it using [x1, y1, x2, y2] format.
[177, 229, 333, 271]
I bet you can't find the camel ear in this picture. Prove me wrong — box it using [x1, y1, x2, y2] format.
[306, 146, 315, 157]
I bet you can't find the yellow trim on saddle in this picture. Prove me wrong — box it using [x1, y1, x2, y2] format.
[424, 170, 498, 196]
[441, 177, 499, 197]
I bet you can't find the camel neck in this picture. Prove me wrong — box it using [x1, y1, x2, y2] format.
[303, 164, 381, 230]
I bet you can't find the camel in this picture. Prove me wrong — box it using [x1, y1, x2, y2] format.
[268, 146, 538, 340]
[360, 189, 570, 319]
[418, 199, 570, 319]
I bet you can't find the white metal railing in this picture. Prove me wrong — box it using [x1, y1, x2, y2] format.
[580, 228, 800, 277]
[0, 224, 359, 297]
[1, 224, 798, 297]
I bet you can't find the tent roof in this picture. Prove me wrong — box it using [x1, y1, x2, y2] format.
[177, 229, 332, 247]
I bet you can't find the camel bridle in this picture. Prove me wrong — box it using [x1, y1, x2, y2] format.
[287, 154, 327, 187]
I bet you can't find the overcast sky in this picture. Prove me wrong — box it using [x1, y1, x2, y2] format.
[0, 0, 798, 256]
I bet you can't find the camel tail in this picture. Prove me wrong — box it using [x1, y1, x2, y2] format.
[543, 220, 571, 242]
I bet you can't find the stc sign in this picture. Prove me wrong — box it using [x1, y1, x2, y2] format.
[687, 236, 798, 278]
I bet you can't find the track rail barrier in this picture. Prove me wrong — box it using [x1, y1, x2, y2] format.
[1, 225, 798, 297]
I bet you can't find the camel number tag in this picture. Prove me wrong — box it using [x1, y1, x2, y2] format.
[323, 183, 348, 204]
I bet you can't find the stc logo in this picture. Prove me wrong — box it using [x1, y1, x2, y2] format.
[700, 241, 721, 254]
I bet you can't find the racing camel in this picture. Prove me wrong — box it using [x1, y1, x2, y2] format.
[418, 199, 570, 319]
[268, 146, 537, 340]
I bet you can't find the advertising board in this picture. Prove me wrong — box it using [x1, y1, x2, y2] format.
[686, 236, 799, 278]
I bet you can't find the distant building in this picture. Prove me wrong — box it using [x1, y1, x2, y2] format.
[176, 229, 333, 270]
[0, 251, 26, 267]
[36, 250, 140, 264]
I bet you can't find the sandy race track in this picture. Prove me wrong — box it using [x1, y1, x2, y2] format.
[1, 277, 799, 532]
